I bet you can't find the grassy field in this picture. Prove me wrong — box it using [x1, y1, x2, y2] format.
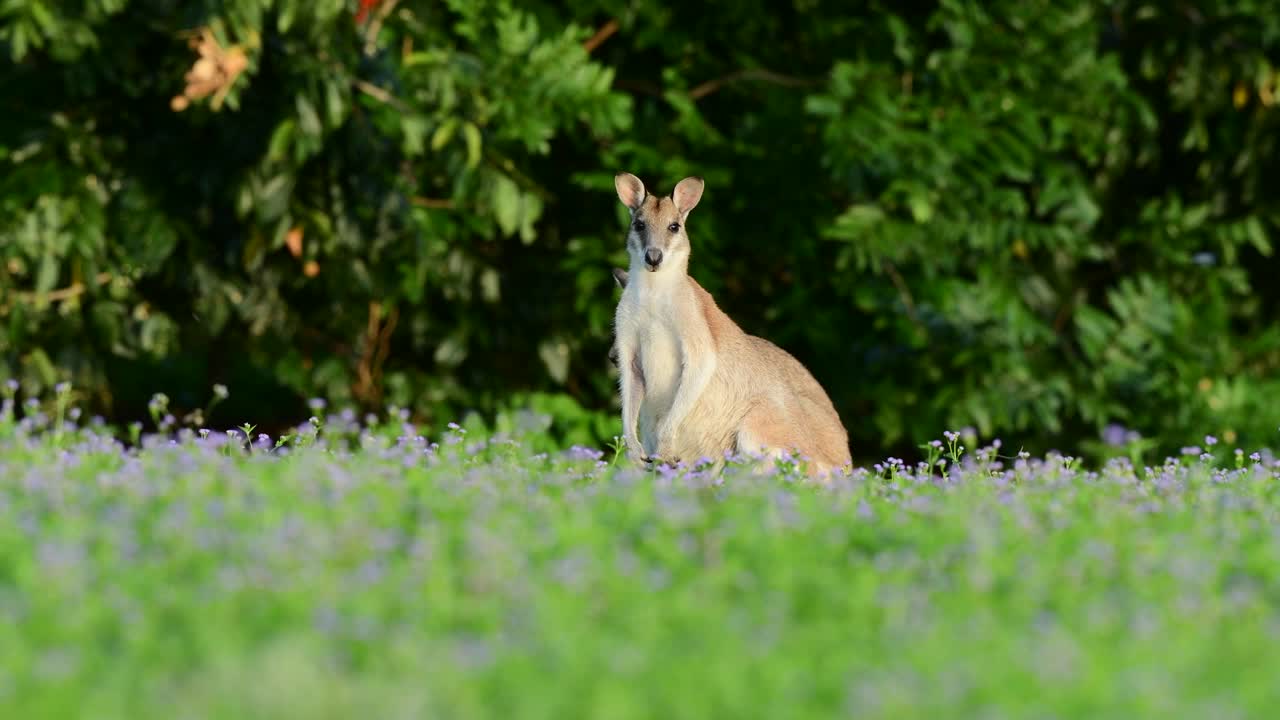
[3, 388, 1280, 719]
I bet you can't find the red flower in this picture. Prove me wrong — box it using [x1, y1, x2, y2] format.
[355, 0, 380, 23]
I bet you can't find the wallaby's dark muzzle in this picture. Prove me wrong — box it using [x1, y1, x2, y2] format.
[644, 247, 663, 270]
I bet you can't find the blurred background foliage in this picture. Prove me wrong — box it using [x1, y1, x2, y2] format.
[3, 0, 1280, 462]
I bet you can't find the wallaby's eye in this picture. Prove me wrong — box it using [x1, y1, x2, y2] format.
[633, 219, 646, 232]
[668, 222, 680, 233]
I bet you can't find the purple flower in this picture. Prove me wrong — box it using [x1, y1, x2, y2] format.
[4, 379, 18, 393]
[308, 398, 327, 412]
[1204, 435, 1218, 447]
[566, 445, 604, 462]
[943, 430, 959, 443]
[1181, 446, 1202, 456]
[1102, 423, 1130, 447]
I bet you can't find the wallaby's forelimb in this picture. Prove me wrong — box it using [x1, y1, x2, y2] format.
[617, 340, 645, 460]
[612, 268, 643, 458]
[653, 338, 716, 462]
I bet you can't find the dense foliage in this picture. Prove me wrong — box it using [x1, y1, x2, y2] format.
[5, 390, 1280, 718]
[4, 0, 1280, 461]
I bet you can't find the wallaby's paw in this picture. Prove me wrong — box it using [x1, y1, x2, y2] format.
[643, 453, 681, 468]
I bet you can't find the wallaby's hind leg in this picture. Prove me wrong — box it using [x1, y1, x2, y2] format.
[735, 406, 838, 479]
[735, 406, 799, 463]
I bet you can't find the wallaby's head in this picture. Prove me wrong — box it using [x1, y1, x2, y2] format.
[614, 172, 704, 274]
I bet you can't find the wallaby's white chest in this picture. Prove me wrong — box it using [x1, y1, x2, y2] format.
[617, 283, 685, 447]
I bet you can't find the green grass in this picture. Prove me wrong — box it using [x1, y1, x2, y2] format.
[2, 397, 1279, 719]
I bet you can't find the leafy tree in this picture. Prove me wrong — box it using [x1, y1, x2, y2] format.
[3, 0, 1279, 461]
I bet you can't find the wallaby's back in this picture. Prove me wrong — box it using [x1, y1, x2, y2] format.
[682, 278, 851, 475]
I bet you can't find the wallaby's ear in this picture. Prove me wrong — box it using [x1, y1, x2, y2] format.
[611, 267, 629, 289]
[673, 176, 704, 217]
[614, 172, 646, 210]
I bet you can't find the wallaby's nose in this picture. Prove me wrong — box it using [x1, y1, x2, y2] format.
[644, 247, 663, 269]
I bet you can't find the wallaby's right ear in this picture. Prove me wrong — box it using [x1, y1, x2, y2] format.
[614, 172, 646, 211]
[612, 268, 628, 289]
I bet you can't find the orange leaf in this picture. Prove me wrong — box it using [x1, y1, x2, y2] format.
[286, 227, 304, 258]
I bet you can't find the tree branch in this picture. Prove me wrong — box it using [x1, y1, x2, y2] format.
[0, 272, 117, 315]
[353, 78, 409, 112]
[613, 79, 667, 98]
[412, 196, 455, 209]
[583, 19, 619, 54]
[688, 68, 824, 101]
[880, 261, 927, 337]
[363, 0, 402, 56]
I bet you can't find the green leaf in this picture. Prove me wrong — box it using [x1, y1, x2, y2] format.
[431, 118, 459, 152]
[324, 79, 346, 128]
[402, 115, 428, 156]
[463, 122, 482, 169]
[267, 120, 296, 162]
[36, 253, 58, 295]
[538, 337, 570, 384]
[1245, 217, 1271, 255]
[907, 192, 933, 224]
[278, 0, 297, 32]
[296, 95, 322, 137]
[492, 175, 521, 237]
[28, 2, 55, 33]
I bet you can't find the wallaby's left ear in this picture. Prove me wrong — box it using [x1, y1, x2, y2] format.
[673, 176, 704, 217]
[611, 267, 629, 290]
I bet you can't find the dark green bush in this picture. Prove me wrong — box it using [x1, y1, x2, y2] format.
[3, 0, 1279, 461]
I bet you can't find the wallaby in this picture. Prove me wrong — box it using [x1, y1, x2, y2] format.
[610, 172, 852, 479]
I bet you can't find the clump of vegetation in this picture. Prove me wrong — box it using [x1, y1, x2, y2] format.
[4, 383, 1280, 718]
[5, 1, 1280, 462]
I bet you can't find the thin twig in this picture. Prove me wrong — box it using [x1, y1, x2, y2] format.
[353, 78, 408, 112]
[411, 196, 456, 209]
[355, 301, 383, 404]
[373, 306, 399, 380]
[363, 0, 402, 56]
[612, 79, 666, 98]
[688, 68, 823, 100]
[881, 261, 926, 335]
[583, 19, 619, 53]
[0, 272, 116, 315]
